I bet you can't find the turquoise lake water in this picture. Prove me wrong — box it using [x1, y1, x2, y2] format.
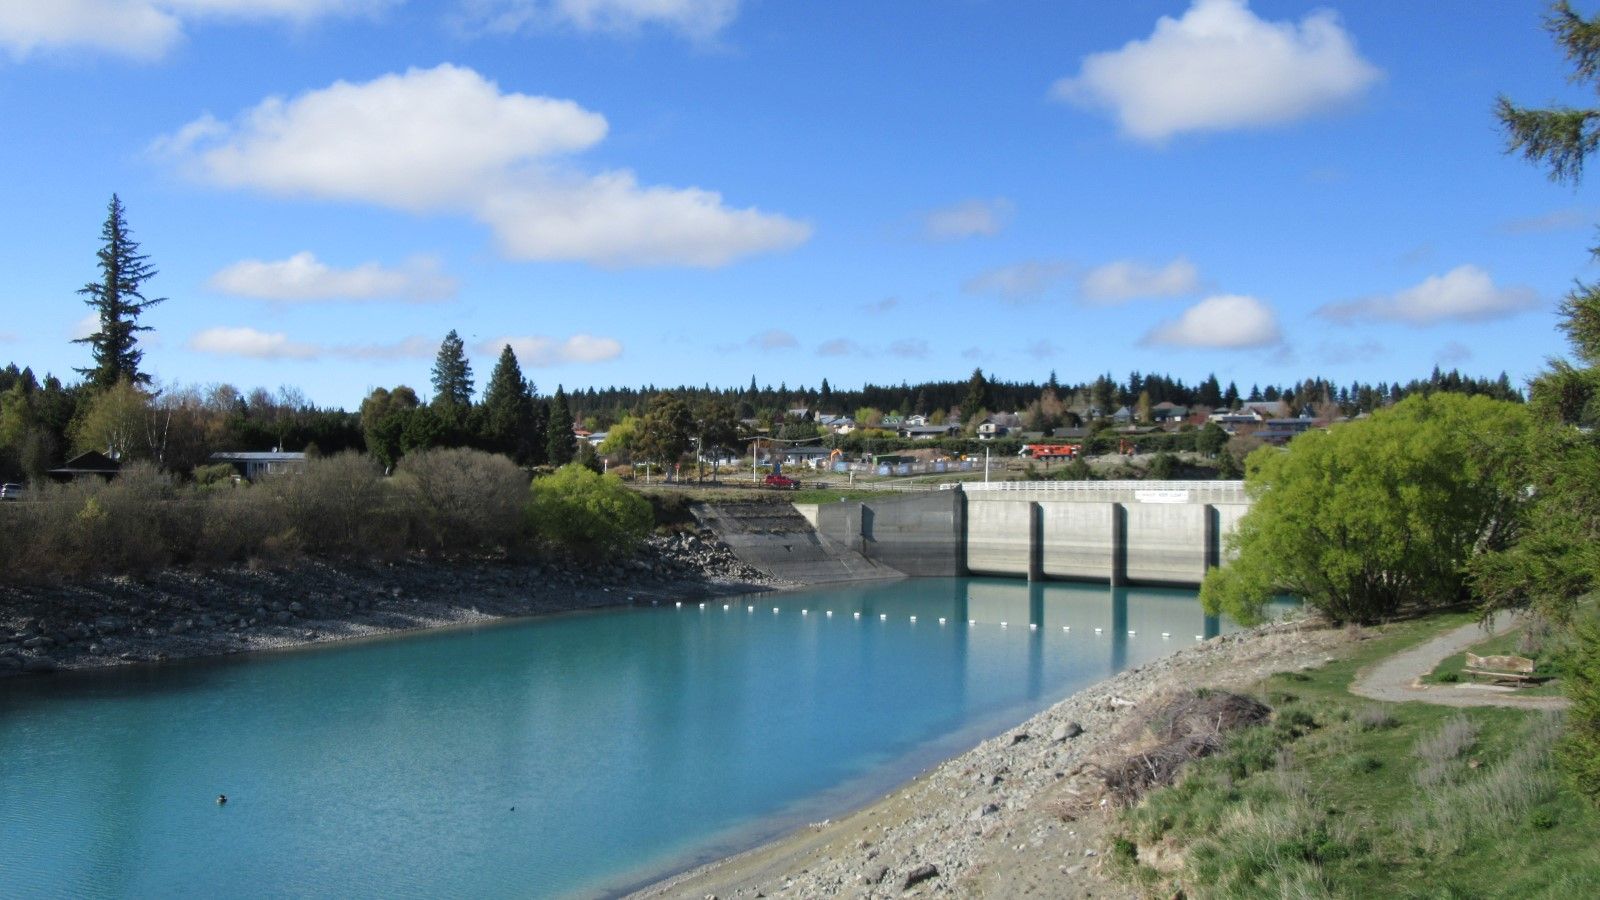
[0, 578, 1267, 898]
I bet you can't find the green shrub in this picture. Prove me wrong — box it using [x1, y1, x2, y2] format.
[192, 463, 238, 488]
[527, 464, 652, 556]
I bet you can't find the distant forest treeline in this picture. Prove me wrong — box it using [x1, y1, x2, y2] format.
[558, 366, 1522, 427]
[0, 354, 1522, 483]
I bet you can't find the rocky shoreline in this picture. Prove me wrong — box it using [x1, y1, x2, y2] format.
[633, 617, 1354, 899]
[0, 530, 784, 677]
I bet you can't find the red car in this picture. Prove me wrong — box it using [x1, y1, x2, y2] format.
[764, 474, 800, 490]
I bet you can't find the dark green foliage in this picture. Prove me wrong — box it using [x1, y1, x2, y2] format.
[479, 345, 540, 464]
[546, 385, 576, 466]
[1557, 617, 1600, 803]
[1147, 451, 1177, 480]
[1196, 422, 1228, 457]
[429, 329, 473, 421]
[960, 367, 988, 422]
[635, 392, 693, 471]
[74, 195, 163, 389]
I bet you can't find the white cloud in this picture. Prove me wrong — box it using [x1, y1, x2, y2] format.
[0, 0, 388, 61]
[1142, 294, 1281, 348]
[483, 334, 623, 366]
[157, 64, 809, 267]
[1316, 265, 1539, 325]
[961, 260, 1070, 301]
[187, 327, 437, 360]
[208, 252, 457, 302]
[456, 0, 740, 40]
[0, 331, 18, 343]
[71, 313, 100, 341]
[188, 326, 320, 359]
[924, 198, 1013, 240]
[1080, 257, 1199, 303]
[1053, 0, 1380, 142]
[749, 329, 797, 350]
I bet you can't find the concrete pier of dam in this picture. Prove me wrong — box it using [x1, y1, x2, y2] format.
[722, 480, 1248, 587]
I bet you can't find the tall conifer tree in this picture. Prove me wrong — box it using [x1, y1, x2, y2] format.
[546, 385, 576, 465]
[480, 345, 538, 463]
[430, 330, 473, 420]
[75, 195, 163, 388]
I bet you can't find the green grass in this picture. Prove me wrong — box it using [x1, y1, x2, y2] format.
[1112, 614, 1600, 899]
[789, 488, 900, 505]
[1421, 622, 1566, 697]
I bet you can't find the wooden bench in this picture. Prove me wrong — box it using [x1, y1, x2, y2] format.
[1464, 653, 1537, 684]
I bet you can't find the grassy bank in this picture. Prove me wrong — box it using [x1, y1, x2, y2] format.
[1111, 616, 1600, 898]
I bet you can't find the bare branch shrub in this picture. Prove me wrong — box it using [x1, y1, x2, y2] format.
[267, 452, 401, 559]
[393, 447, 526, 554]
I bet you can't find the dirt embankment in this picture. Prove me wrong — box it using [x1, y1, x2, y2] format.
[633, 619, 1350, 899]
[0, 530, 783, 677]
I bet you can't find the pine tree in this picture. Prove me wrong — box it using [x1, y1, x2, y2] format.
[430, 330, 473, 420]
[75, 195, 164, 389]
[546, 385, 576, 465]
[480, 345, 537, 464]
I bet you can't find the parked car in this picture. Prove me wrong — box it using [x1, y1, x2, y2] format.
[764, 473, 799, 490]
[0, 483, 25, 501]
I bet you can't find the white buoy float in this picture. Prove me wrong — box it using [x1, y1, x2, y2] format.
[853, 612, 861, 619]
[773, 607, 780, 614]
[675, 601, 682, 608]
[879, 613, 887, 621]
[1094, 627, 1103, 634]
[909, 615, 917, 623]
[969, 619, 976, 626]
[938, 617, 946, 625]
[826, 610, 833, 617]
[1000, 621, 1008, 628]
[1128, 630, 1136, 636]
[801, 609, 808, 616]
[1161, 632, 1170, 639]
[1030, 623, 1038, 630]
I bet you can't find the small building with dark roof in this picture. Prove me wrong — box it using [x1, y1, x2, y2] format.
[47, 450, 121, 483]
[208, 451, 307, 481]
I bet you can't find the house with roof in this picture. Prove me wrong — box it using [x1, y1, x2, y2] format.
[47, 450, 121, 483]
[1151, 401, 1190, 423]
[209, 451, 307, 481]
[898, 423, 959, 440]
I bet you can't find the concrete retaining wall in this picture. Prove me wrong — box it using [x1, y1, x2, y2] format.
[695, 483, 1248, 588]
[1040, 501, 1115, 582]
[815, 490, 966, 577]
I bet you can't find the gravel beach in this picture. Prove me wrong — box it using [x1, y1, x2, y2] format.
[632, 617, 1350, 899]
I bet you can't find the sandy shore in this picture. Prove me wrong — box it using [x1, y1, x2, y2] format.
[631, 618, 1353, 899]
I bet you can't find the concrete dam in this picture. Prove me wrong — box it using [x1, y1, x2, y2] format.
[722, 480, 1251, 588]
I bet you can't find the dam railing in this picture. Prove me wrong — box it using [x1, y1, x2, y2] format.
[963, 480, 1247, 504]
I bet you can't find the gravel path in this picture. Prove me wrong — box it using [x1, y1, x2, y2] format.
[1349, 613, 1569, 710]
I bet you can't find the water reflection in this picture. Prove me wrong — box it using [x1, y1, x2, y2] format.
[0, 577, 1287, 899]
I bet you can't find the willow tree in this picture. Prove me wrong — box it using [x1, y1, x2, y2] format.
[1200, 394, 1530, 626]
[75, 195, 163, 389]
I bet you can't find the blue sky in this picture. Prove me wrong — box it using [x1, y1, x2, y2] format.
[1, 0, 1595, 408]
